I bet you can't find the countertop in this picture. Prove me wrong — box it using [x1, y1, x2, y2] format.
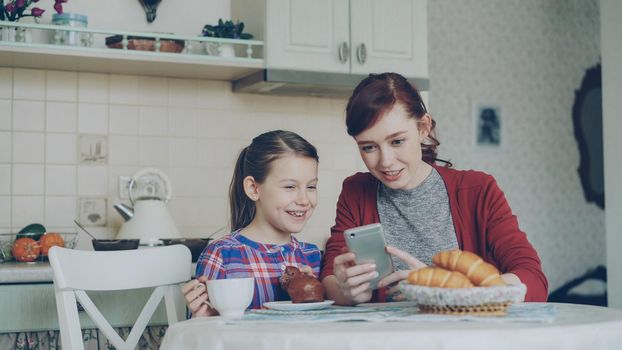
[0, 261, 198, 284]
[0, 262, 54, 283]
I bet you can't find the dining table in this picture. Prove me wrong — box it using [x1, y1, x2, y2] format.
[160, 302, 622, 350]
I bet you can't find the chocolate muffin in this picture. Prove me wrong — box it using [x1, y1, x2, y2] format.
[279, 266, 325, 303]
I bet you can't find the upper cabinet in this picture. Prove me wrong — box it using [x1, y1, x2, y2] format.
[234, 0, 428, 79]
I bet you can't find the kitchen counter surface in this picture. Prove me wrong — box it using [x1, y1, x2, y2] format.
[0, 261, 198, 284]
[0, 262, 53, 283]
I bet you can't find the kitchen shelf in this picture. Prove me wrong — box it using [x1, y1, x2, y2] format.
[0, 21, 265, 80]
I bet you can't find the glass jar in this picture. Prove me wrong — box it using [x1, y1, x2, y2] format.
[52, 13, 90, 47]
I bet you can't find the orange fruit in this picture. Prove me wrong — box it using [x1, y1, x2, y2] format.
[39, 233, 65, 256]
[12, 238, 41, 262]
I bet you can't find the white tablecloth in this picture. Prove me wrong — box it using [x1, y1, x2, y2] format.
[160, 303, 622, 350]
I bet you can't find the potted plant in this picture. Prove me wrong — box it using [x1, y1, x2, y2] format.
[0, 0, 68, 42]
[200, 18, 253, 57]
[0, 0, 46, 41]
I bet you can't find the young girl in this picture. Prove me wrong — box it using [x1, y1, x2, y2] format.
[182, 130, 322, 317]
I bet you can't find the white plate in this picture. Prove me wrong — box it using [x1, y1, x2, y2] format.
[263, 300, 335, 311]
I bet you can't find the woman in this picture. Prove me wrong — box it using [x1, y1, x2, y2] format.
[321, 73, 548, 305]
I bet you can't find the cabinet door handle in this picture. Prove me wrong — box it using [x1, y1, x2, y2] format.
[338, 42, 349, 63]
[357, 43, 367, 65]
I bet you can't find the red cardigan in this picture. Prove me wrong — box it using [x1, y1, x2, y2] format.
[321, 165, 548, 302]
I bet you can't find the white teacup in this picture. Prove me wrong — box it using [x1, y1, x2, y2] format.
[205, 277, 254, 318]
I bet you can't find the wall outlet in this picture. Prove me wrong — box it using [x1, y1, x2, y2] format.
[118, 176, 131, 199]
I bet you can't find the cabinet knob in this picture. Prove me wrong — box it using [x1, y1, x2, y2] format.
[356, 43, 367, 65]
[338, 42, 349, 64]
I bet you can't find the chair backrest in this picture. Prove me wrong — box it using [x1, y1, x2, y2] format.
[49, 245, 192, 350]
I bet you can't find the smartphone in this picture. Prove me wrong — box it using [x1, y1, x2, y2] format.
[344, 223, 394, 290]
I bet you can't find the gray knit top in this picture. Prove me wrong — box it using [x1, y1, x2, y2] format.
[377, 168, 458, 270]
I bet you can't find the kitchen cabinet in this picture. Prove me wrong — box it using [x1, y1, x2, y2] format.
[234, 0, 428, 78]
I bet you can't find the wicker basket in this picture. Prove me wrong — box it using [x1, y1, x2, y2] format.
[398, 282, 526, 316]
[105, 35, 184, 53]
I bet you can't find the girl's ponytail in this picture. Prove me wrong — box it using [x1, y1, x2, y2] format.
[229, 147, 255, 231]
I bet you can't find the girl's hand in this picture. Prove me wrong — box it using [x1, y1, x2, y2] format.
[377, 246, 427, 299]
[333, 252, 378, 305]
[181, 276, 218, 318]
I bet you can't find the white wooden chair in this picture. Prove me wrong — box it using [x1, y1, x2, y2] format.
[48, 245, 191, 350]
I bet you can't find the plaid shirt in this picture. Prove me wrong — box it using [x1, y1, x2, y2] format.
[195, 230, 321, 309]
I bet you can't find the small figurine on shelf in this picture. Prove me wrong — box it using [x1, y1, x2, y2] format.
[200, 19, 253, 57]
[138, 0, 161, 23]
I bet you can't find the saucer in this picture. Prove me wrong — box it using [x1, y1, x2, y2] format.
[262, 300, 334, 311]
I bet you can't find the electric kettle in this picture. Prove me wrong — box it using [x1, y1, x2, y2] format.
[114, 168, 181, 245]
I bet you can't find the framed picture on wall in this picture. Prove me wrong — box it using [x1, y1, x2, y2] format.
[473, 103, 502, 148]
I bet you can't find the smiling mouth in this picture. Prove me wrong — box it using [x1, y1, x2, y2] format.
[381, 169, 402, 176]
[286, 210, 306, 217]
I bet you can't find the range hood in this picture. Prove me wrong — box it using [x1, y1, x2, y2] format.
[232, 69, 429, 98]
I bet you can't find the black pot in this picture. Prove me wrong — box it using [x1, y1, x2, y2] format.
[92, 239, 140, 251]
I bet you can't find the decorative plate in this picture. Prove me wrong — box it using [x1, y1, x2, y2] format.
[398, 282, 527, 315]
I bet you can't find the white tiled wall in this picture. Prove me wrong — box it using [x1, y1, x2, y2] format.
[0, 67, 362, 250]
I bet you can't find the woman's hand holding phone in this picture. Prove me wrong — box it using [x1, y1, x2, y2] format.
[332, 252, 378, 304]
[377, 246, 427, 300]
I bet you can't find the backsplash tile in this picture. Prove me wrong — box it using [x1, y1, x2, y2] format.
[110, 75, 139, 105]
[0, 131, 11, 162]
[45, 102, 78, 132]
[0, 196, 9, 227]
[0, 99, 11, 130]
[108, 135, 139, 166]
[13, 69, 45, 100]
[12, 196, 44, 230]
[77, 165, 108, 196]
[78, 103, 109, 134]
[46, 134, 77, 164]
[0, 164, 10, 195]
[12, 132, 44, 163]
[45, 196, 77, 228]
[12, 164, 44, 195]
[139, 106, 168, 136]
[139, 137, 169, 166]
[46, 71, 78, 102]
[169, 79, 198, 107]
[13, 100, 44, 131]
[46, 102, 78, 133]
[109, 105, 139, 135]
[78, 73, 109, 103]
[45, 165, 76, 196]
[168, 138, 197, 167]
[139, 76, 168, 106]
[0, 68, 12, 99]
[168, 108, 199, 137]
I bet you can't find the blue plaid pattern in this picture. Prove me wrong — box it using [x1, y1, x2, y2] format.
[196, 230, 321, 309]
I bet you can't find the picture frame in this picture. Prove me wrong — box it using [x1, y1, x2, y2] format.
[473, 103, 502, 148]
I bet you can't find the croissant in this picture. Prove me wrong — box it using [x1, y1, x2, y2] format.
[407, 267, 474, 288]
[432, 250, 506, 287]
